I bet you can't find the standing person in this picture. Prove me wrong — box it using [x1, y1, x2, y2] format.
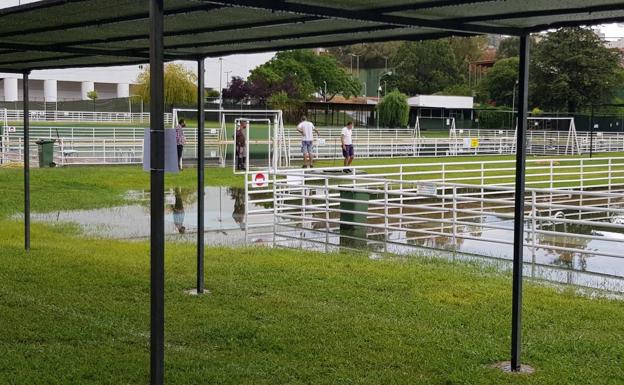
[341, 121, 355, 173]
[297, 116, 320, 168]
[235, 120, 247, 171]
[175, 118, 187, 171]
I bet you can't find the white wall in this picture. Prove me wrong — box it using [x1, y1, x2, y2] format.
[408, 95, 474, 109]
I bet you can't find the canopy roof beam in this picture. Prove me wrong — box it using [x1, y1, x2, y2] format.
[180, 31, 474, 60]
[0, 2, 224, 39]
[45, 16, 321, 49]
[209, 0, 524, 35]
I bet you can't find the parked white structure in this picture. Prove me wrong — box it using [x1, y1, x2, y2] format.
[0, 74, 132, 102]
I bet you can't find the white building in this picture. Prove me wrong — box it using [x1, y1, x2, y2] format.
[407, 95, 474, 110]
[0, 74, 131, 102]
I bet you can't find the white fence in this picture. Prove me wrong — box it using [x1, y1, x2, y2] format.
[4, 124, 624, 166]
[1, 109, 172, 124]
[242, 157, 624, 291]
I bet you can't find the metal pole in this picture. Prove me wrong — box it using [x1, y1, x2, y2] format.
[511, 80, 518, 130]
[511, 34, 530, 372]
[149, 0, 165, 384]
[197, 58, 205, 294]
[23, 71, 30, 250]
[218, 58, 223, 111]
[589, 104, 594, 158]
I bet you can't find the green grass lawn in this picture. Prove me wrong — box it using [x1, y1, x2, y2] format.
[0, 165, 241, 218]
[315, 152, 624, 189]
[0, 220, 622, 384]
[1, 162, 623, 383]
[3, 151, 624, 218]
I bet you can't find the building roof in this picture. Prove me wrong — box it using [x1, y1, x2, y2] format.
[0, 1, 622, 72]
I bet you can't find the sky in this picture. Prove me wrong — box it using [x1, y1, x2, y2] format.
[1, 0, 624, 88]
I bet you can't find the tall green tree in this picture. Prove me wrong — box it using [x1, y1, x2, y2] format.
[496, 36, 537, 59]
[135, 63, 197, 107]
[328, 42, 402, 69]
[249, 50, 360, 101]
[448, 36, 488, 66]
[530, 27, 623, 112]
[386, 40, 462, 95]
[480, 57, 519, 106]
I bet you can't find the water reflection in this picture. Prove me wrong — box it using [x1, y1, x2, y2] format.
[229, 187, 245, 230]
[30, 186, 263, 243]
[171, 187, 186, 234]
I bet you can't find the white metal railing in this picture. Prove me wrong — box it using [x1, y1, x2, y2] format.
[265, 170, 624, 291]
[1, 109, 172, 124]
[5, 123, 624, 166]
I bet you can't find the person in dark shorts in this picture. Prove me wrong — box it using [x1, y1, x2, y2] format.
[235, 120, 247, 170]
[175, 118, 187, 170]
[341, 121, 354, 173]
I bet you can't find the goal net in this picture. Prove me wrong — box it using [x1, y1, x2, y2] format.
[172, 109, 288, 172]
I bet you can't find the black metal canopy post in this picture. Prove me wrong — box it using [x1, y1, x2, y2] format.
[149, 0, 165, 384]
[23, 70, 30, 250]
[197, 58, 205, 294]
[511, 34, 530, 372]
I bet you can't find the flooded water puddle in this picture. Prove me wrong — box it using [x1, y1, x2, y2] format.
[25, 186, 624, 293]
[272, 207, 624, 293]
[29, 186, 268, 245]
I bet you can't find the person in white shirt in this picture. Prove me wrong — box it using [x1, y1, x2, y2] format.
[296, 116, 320, 168]
[341, 121, 354, 173]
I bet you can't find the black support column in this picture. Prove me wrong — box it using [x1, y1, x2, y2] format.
[149, 0, 165, 384]
[197, 58, 205, 294]
[23, 71, 30, 250]
[511, 34, 530, 372]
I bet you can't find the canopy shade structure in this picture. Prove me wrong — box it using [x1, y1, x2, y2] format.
[7, 1, 624, 384]
[1, 0, 624, 72]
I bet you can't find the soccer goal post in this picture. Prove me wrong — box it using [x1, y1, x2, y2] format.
[512, 117, 580, 155]
[172, 108, 288, 171]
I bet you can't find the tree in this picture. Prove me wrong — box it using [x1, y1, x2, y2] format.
[206, 89, 220, 98]
[249, 50, 360, 102]
[327, 42, 402, 69]
[448, 36, 488, 65]
[480, 57, 519, 106]
[86, 90, 98, 111]
[221, 76, 250, 102]
[496, 36, 537, 59]
[531, 27, 623, 112]
[135, 63, 197, 108]
[377, 90, 409, 128]
[386, 40, 462, 95]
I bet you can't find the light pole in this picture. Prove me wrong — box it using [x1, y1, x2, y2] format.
[376, 71, 393, 128]
[224, 70, 232, 87]
[511, 79, 519, 129]
[322, 80, 327, 102]
[218, 57, 223, 110]
[377, 85, 382, 129]
[350, 53, 361, 77]
[362, 81, 367, 98]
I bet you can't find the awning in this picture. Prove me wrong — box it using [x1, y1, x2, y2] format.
[0, 0, 622, 71]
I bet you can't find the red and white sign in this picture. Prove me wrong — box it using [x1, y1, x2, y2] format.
[252, 172, 267, 188]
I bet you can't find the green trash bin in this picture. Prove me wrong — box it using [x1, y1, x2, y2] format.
[339, 190, 370, 229]
[339, 190, 370, 248]
[35, 139, 56, 168]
